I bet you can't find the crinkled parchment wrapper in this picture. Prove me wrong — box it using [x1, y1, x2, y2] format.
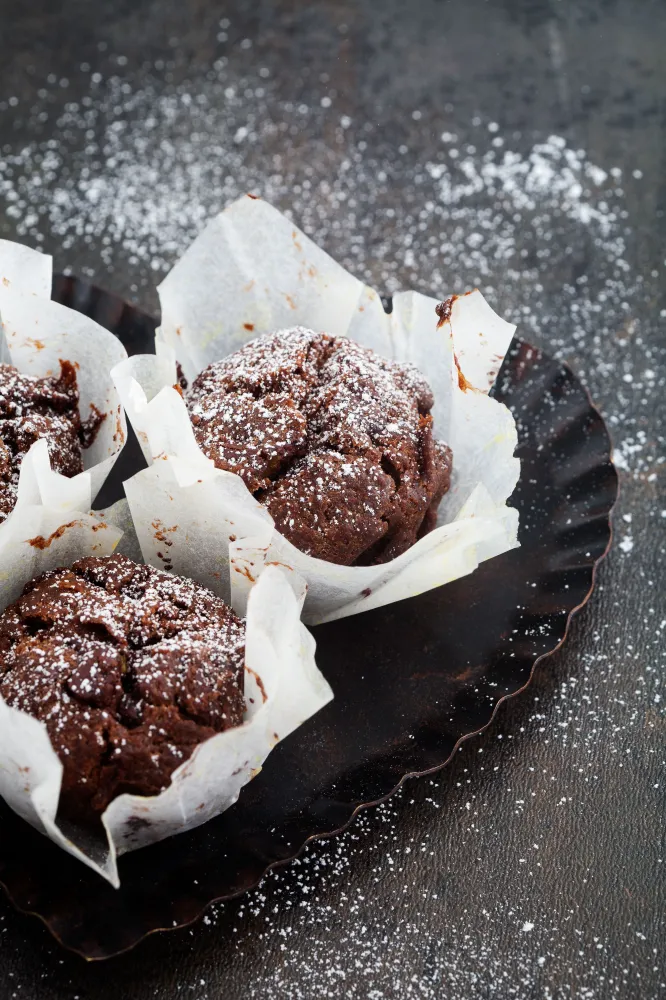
[0, 240, 127, 528]
[112, 196, 520, 625]
[0, 500, 333, 887]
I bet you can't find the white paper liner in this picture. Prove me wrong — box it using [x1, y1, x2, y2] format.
[0, 502, 333, 887]
[112, 196, 520, 625]
[0, 239, 128, 508]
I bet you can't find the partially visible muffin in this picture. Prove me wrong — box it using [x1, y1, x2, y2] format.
[0, 554, 245, 827]
[0, 361, 85, 522]
[186, 327, 452, 565]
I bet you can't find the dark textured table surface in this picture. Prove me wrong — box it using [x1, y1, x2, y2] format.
[0, 1, 664, 997]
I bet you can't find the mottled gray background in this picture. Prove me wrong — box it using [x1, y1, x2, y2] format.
[0, 1, 664, 997]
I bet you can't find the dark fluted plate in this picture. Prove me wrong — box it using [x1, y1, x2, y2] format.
[0, 276, 617, 959]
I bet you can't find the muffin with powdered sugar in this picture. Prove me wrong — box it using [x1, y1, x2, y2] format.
[186, 327, 452, 566]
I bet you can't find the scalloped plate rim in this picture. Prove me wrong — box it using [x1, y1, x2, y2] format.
[0, 283, 618, 959]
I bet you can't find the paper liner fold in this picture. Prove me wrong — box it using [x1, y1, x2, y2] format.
[113, 196, 520, 624]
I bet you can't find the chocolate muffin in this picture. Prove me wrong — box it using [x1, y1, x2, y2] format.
[0, 360, 86, 523]
[0, 554, 245, 827]
[186, 327, 453, 565]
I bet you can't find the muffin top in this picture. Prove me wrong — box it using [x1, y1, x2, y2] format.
[0, 554, 245, 827]
[186, 327, 452, 566]
[0, 360, 84, 522]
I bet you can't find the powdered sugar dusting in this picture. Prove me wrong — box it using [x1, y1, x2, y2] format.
[0, 66, 659, 489]
[187, 326, 450, 565]
[0, 553, 245, 825]
[0, 44, 663, 998]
